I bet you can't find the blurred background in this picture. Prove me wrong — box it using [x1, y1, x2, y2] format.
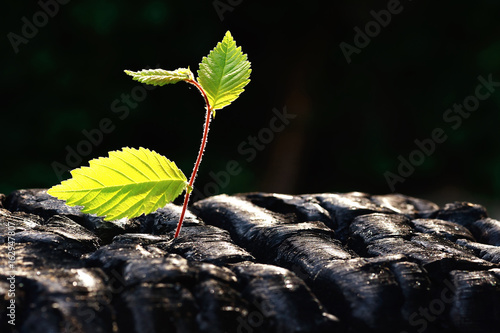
[2, 0, 500, 216]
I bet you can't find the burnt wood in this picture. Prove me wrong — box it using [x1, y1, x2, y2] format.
[1, 189, 500, 333]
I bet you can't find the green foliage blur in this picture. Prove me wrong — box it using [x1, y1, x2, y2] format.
[1, 0, 500, 211]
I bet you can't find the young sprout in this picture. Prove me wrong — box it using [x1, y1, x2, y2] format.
[48, 31, 251, 237]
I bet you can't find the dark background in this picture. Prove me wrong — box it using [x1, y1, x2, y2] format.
[2, 0, 500, 217]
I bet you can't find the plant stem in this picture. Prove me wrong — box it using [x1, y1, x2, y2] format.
[174, 79, 213, 238]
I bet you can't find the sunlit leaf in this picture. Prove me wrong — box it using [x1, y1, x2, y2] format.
[197, 31, 251, 111]
[124, 67, 194, 86]
[47, 147, 188, 221]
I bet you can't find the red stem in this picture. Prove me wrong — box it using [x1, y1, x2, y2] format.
[174, 79, 213, 238]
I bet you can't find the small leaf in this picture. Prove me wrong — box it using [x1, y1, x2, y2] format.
[197, 31, 251, 111]
[47, 147, 188, 221]
[124, 68, 194, 86]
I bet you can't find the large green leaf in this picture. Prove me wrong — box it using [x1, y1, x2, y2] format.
[47, 147, 188, 221]
[124, 68, 194, 86]
[197, 31, 251, 111]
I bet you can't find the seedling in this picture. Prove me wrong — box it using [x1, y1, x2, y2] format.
[48, 31, 251, 238]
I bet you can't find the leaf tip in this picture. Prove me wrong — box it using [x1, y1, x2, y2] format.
[46, 186, 56, 197]
[46, 184, 67, 202]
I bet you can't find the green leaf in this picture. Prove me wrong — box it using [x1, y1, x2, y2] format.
[197, 31, 251, 111]
[124, 68, 194, 86]
[47, 147, 188, 221]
